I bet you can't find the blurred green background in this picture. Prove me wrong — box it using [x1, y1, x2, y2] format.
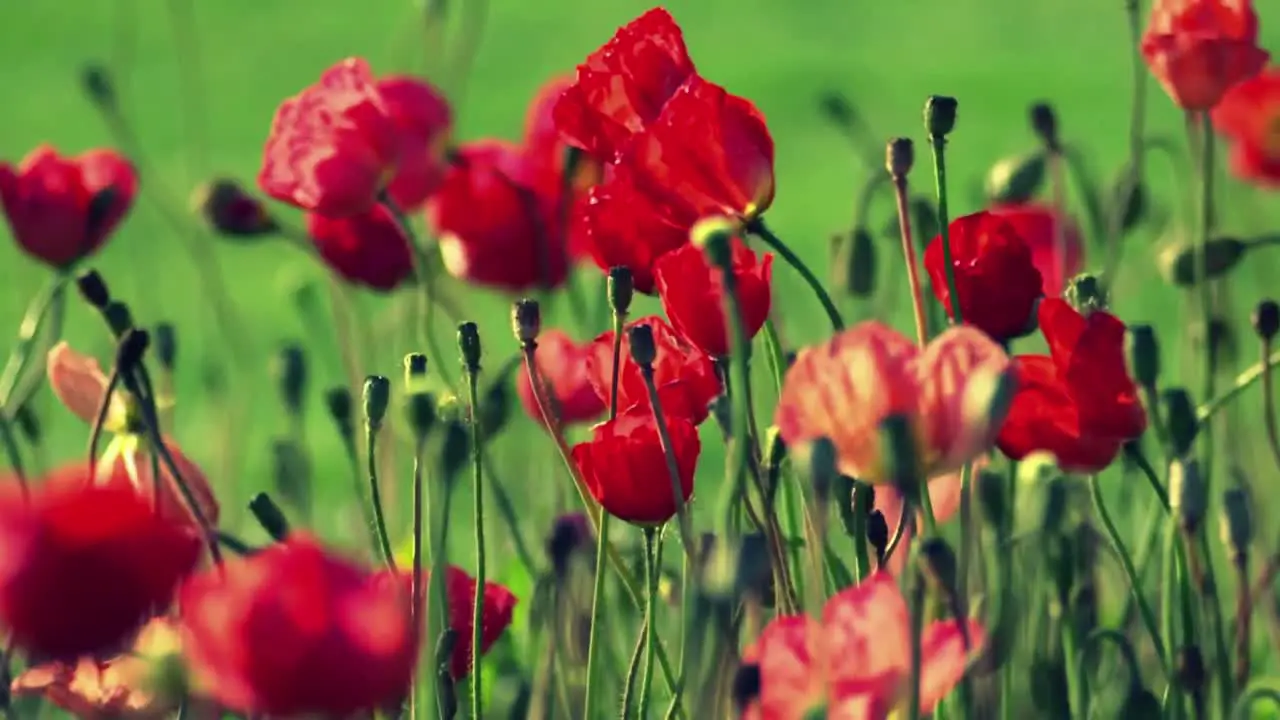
[2, 0, 1280, 706]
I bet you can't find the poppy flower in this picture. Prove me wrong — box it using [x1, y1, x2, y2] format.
[305, 204, 415, 292]
[553, 7, 696, 163]
[1212, 68, 1280, 186]
[654, 239, 773, 358]
[0, 475, 201, 660]
[743, 572, 984, 719]
[923, 211, 1044, 342]
[0, 145, 138, 269]
[997, 299, 1147, 472]
[1140, 0, 1268, 111]
[517, 328, 607, 426]
[177, 535, 421, 716]
[775, 322, 1012, 484]
[987, 203, 1084, 297]
[584, 315, 721, 424]
[571, 407, 700, 525]
[435, 564, 519, 679]
[522, 76, 603, 197]
[47, 343, 220, 527]
[874, 457, 988, 576]
[259, 58, 451, 217]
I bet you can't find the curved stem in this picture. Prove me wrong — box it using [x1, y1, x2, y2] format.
[881, 502, 911, 568]
[1199, 344, 1280, 424]
[365, 426, 396, 569]
[409, 437, 426, 719]
[1123, 442, 1171, 511]
[891, 175, 929, 347]
[1077, 628, 1145, 700]
[1232, 682, 1280, 720]
[928, 136, 962, 326]
[619, 616, 648, 720]
[747, 218, 845, 331]
[464, 368, 487, 719]
[1259, 340, 1280, 472]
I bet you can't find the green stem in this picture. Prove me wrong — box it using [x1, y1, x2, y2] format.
[1123, 442, 1171, 511]
[1197, 530, 1233, 716]
[747, 219, 845, 330]
[620, 616, 647, 720]
[425, 470, 454, 720]
[906, 573, 926, 720]
[1089, 474, 1169, 674]
[583, 512, 612, 718]
[955, 462, 975, 720]
[1162, 524, 1183, 719]
[641, 366, 694, 561]
[410, 438, 426, 720]
[637, 528, 660, 720]
[465, 369, 487, 719]
[0, 273, 68, 405]
[383, 195, 456, 391]
[928, 136, 962, 326]
[918, 477, 939, 536]
[1194, 113, 1217, 475]
[365, 426, 397, 569]
[665, 549, 690, 719]
[1231, 682, 1280, 720]
[478, 451, 537, 576]
[1060, 612, 1084, 718]
[1197, 345, 1280, 424]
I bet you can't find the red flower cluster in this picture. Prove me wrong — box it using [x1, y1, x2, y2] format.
[655, 239, 773, 358]
[1213, 67, 1280, 186]
[997, 299, 1148, 471]
[0, 145, 138, 269]
[986, 203, 1084, 298]
[1141, 0, 1269, 111]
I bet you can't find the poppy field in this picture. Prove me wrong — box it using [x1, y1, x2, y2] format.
[7, 0, 1280, 717]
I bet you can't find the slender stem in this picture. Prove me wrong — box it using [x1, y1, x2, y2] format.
[928, 136, 962, 326]
[637, 528, 660, 720]
[1162, 523, 1184, 718]
[1261, 339, 1280, 471]
[1234, 555, 1252, 690]
[1194, 112, 1218, 482]
[583, 512, 612, 718]
[955, 462, 976, 720]
[918, 477, 939, 536]
[0, 410, 27, 499]
[891, 175, 929, 348]
[906, 571, 926, 720]
[747, 219, 845, 330]
[1048, 149, 1069, 289]
[479, 451, 537, 576]
[1232, 683, 1280, 719]
[1089, 473, 1170, 673]
[641, 366, 694, 562]
[409, 438, 426, 720]
[1199, 344, 1280, 423]
[620, 617, 647, 720]
[882, 507, 910, 568]
[1060, 612, 1084, 718]
[665, 550, 690, 719]
[425, 469, 454, 720]
[0, 274, 68, 403]
[1123, 442, 1172, 511]
[365, 426, 397, 569]
[383, 196, 457, 391]
[464, 368, 487, 718]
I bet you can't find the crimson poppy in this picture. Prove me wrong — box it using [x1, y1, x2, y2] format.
[517, 328, 607, 426]
[654, 239, 773, 357]
[986, 203, 1084, 298]
[584, 315, 721, 424]
[376, 75, 453, 211]
[435, 564, 519, 679]
[923, 211, 1045, 342]
[1212, 67, 1280, 186]
[0, 145, 137, 269]
[1140, 0, 1268, 111]
[305, 204, 415, 292]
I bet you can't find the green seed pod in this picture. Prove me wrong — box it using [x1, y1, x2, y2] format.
[1126, 325, 1160, 389]
[1219, 486, 1253, 560]
[984, 151, 1047, 204]
[1169, 458, 1207, 534]
[835, 228, 877, 299]
[248, 492, 291, 542]
[924, 95, 959, 138]
[1158, 236, 1250, 287]
[1161, 388, 1199, 459]
[1064, 273, 1109, 315]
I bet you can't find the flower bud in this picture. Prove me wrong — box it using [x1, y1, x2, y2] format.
[1169, 457, 1207, 534]
[924, 95, 959, 137]
[807, 436, 839, 505]
[362, 375, 391, 432]
[1173, 646, 1206, 693]
[627, 324, 658, 367]
[103, 301, 134, 338]
[608, 266, 634, 317]
[1126, 325, 1160, 389]
[733, 533, 773, 598]
[403, 352, 430, 393]
[1028, 101, 1060, 151]
[817, 92, 855, 128]
[12, 405, 40, 447]
[1108, 169, 1149, 236]
[886, 137, 914, 178]
[836, 228, 876, 299]
[1018, 452, 1067, 537]
[76, 269, 111, 309]
[457, 322, 482, 374]
[270, 437, 311, 514]
[975, 468, 1008, 529]
[1161, 388, 1199, 458]
[190, 178, 277, 238]
[837, 475, 866, 540]
[439, 419, 470, 480]
[1219, 486, 1253, 560]
[154, 323, 177, 371]
[879, 414, 921, 498]
[731, 663, 763, 713]
[116, 328, 151, 373]
[80, 63, 116, 108]
[272, 344, 308, 418]
[918, 537, 959, 594]
[512, 298, 541, 345]
[1158, 236, 1250, 287]
[406, 391, 437, 443]
[692, 216, 735, 270]
[1064, 273, 1109, 315]
[1252, 299, 1280, 342]
[248, 492, 291, 542]
[546, 512, 592, 577]
[983, 151, 1047, 204]
[324, 387, 355, 443]
[867, 509, 890, 563]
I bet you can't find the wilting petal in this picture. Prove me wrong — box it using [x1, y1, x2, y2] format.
[47, 342, 128, 430]
[916, 326, 1012, 474]
[917, 619, 986, 713]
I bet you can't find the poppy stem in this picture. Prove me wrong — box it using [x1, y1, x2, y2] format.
[478, 450, 537, 576]
[926, 136, 962, 327]
[365, 421, 398, 569]
[1122, 442, 1172, 512]
[382, 194, 457, 391]
[906, 563, 927, 720]
[636, 527, 661, 720]
[1197, 344, 1280, 424]
[425, 467, 455, 720]
[890, 171, 929, 349]
[745, 218, 845, 331]
[1233, 551, 1252, 691]
[640, 365, 695, 564]
[0, 415, 26, 500]
[461, 341, 487, 719]
[1233, 685, 1280, 719]
[0, 272, 69, 411]
[1192, 110, 1218, 454]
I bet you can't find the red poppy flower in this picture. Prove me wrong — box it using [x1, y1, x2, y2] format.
[1140, 0, 1268, 111]
[306, 204, 414, 292]
[1212, 68, 1280, 186]
[987, 203, 1084, 297]
[584, 315, 721, 424]
[435, 565, 518, 679]
[0, 145, 137, 269]
[923, 211, 1044, 342]
[654, 239, 773, 357]
[0, 475, 201, 660]
[571, 407, 700, 525]
[522, 76, 603, 196]
[553, 7, 695, 163]
[517, 328, 607, 426]
[996, 299, 1147, 472]
[259, 58, 451, 217]
[178, 535, 420, 717]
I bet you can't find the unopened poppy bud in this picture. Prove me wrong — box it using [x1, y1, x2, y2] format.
[1169, 458, 1207, 534]
[153, 323, 177, 371]
[80, 63, 116, 108]
[191, 178, 277, 238]
[1126, 325, 1160, 389]
[12, 405, 40, 446]
[324, 387, 355, 443]
[1064, 273, 1109, 315]
[1174, 646, 1206, 693]
[608, 266, 634, 317]
[1028, 101, 1060, 151]
[867, 509, 890, 563]
[627, 324, 658, 367]
[1161, 388, 1199, 458]
[692, 216, 735, 270]
[976, 469, 1008, 529]
[272, 344, 308, 418]
[807, 436, 838, 505]
[103, 301, 134, 338]
[403, 352, 430, 393]
[1109, 169, 1149, 236]
[1018, 452, 1067, 536]
[1253, 300, 1280, 342]
[839, 228, 877, 298]
[406, 391, 437, 443]
[886, 137, 914, 178]
[731, 663, 763, 713]
[919, 537, 959, 594]
[457, 322, 482, 374]
[924, 95, 959, 138]
[439, 419, 470, 479]
[362, 376, 391, 432]
[248, 492, 291, 542]
[546, 512, 591, 577]
[76, 269, 111, 309]
[1159, 236, 1250, 287]
[116, 328, 150, 373]
[734, 533, 773, 597]
[512, 298, 541, 346]
[879, 414, 921, 499]
[818, 92, 855, 128]
[270, 437, 310, 513]
[1219, 487, 1253, 560]
[984, 151, 1047, 204]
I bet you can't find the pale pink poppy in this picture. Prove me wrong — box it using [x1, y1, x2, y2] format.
[743, 572, 984, 720]
[875, 456, 989, 576]
[775, 322, 1011, 484]
[46, 342, 219, 526]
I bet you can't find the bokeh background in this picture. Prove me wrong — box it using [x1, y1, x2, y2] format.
[3, 0, 1280, 707]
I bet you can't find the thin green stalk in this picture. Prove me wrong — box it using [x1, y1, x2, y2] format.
[954, 462, 975, 720]
[479, 450, 537, 576]
[1198, 345, 1280, 423]
[637, 528, 660, 720]
[620, 616, 648, 720]
[664, 550, 690, 719]
[1124, 443, 1171, 510]
[365, 426, 397, 569]
[1089, 474, 1169, 674]
[1197, 530, 1233, 716]
[0, 411, 27, 495]
[411, 438, 427, 720]
[1060, 615, 1084, 719]
[747, 219, 845, 330]
[907, 572, 926, 720]
[0, 273, 68, 405]
[1194, 113, 1217, 476]
[641, 367, 694, 562]
[917, 477, 939, 536]
[1232, 682, 1280, 720]
[464, 369, 487, 719]
[927, 136, 962, 326]
[427, 477, 455, 720]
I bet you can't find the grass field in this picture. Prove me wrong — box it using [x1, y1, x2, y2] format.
[2, 0, 1280, 715]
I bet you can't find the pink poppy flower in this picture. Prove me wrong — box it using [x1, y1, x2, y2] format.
[874, 456, 989, 576]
